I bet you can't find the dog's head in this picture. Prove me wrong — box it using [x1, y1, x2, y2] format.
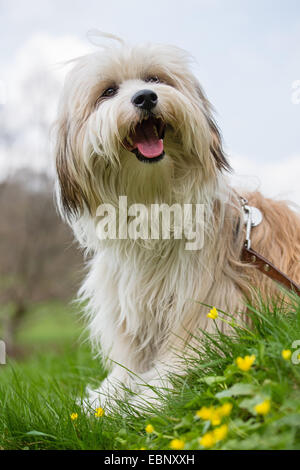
[55, 37, 230, 219]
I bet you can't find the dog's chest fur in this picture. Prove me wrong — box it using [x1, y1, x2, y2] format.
[78, 183, 245, 372]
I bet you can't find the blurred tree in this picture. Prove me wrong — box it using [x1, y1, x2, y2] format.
[0, 170, 83, 355]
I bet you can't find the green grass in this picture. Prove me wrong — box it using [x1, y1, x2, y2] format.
[1, 296, 300, 450]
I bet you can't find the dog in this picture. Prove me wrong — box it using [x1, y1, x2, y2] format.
[54, 35, 300, 410]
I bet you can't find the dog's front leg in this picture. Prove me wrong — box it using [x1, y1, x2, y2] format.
[82, 359, 177, 413]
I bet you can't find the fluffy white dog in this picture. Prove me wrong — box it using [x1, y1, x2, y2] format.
[54, 35, 300, 410]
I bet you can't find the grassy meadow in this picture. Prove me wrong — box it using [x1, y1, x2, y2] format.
[1, 296, 300, 450]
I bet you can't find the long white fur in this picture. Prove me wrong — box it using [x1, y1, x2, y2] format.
[55, 36, 248, 408]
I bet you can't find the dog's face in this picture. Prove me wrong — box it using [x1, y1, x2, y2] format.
[55, 41, 229, 218]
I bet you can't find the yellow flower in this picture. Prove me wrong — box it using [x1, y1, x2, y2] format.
[210, 411, 222, 426]
[281, 349, 292, 360]
[197, 404, 232, 425]
[254, 399, 271, 416]
[196, 406, 214, 421]
[170, 439, 185, 450]
[145, 424, 155, 434]
[199, 431, 215, 448]
[70, 412, 78, 421]
[218, 402, 233, 417]
[196, 403, 233, 426]
[213, 424, 228, 442]
[207, 307, 218, 320]
[140, 447, 146, 450]
[236, 354, 256, 371]
[94, 407, 104, 418]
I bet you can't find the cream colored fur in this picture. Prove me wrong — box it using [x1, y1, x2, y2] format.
[54, 36, 300, 410]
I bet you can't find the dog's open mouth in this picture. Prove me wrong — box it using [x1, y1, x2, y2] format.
[123, 116, 166, 163]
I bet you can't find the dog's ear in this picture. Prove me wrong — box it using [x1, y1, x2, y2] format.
[207, 116, 231, 172]
[55, 114, 93, 219]
[195, 84, 231, 172]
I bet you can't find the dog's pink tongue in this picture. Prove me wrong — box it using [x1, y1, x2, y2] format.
[133, 120, 163, 158]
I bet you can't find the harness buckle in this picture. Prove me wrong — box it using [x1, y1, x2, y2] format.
[240, 197, 263, 249]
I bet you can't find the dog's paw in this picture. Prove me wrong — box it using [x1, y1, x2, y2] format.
[79, 386, 105, 413]
[78, 376, 125, 415]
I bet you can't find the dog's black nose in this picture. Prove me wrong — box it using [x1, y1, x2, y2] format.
[131, 89, 158, 111]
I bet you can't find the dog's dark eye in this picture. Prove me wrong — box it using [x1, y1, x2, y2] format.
[145, 76, 160, 84]
[102, 86, 118, 98]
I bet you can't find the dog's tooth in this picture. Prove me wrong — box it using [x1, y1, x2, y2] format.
[127, 136, 133, 145]
[144, 115, 149, 120]
[153, 126, 158, 137]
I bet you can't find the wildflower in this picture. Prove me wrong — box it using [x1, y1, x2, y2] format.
[213, 424, 228, 442]
[196, 406, 214, 421]
[145, 424, 155, 434]
[207, 307, 218, 320]
[196, 402, 233, 426]
[199, 431, 215, 448]
[70, 413, 78, 421]
[281, 350, 292, 360]
[218, 402, 233, 417]
[94, 407, 104, 418]
[210, 411, 222, 426]
[254, 399, 271, 416]
[170, 439, 185, 450]
[236, 354, 256, 371]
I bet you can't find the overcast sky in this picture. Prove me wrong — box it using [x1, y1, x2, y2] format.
[0, 0, 299, 203]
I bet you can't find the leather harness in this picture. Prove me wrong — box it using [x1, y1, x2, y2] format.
[239, 197, 300, 297]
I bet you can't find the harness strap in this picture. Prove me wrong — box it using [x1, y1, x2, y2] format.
[241, 245, 300, 296]
[239, 196, 300, 296]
